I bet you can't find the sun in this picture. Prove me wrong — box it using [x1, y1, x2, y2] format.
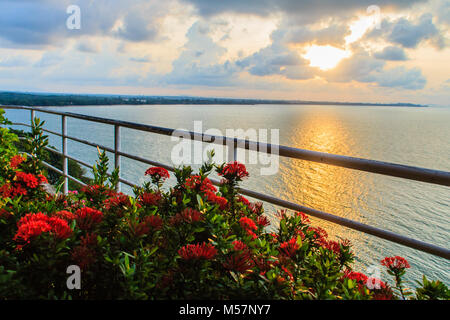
[303, 45, 351, 71]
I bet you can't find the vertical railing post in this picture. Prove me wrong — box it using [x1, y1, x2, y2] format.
[30, 110, 35, 128]
[228, 138, 237, 163]
[114, 125, 121, 192]
[62, 115, 69, 194]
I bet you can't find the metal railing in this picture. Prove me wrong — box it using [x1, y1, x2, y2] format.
[2, 105, 450, 260]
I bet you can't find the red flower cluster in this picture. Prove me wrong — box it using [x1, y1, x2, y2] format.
[14, 212, 72, 247]
[307, 226, 328, 244]
[72, 233, 98, 270]
[236, 195, 250, 207]
[103, 193, 131, 210]
[0, 183, 27, 198]
[9, 155, 25, 169]
[15, 172, 39, 189]
[170, 208, 203, 226]
[53, 210, 76, 221]
[178, 242, 217, 260]
[218, 161, 249, 180]
[322, 240, 341, 255]
[134, 215, 164, 236]
[381, 256, 410, 270]
[239, 217, 258, 240]
[75, 207, 103, 230]
[0, 171, 47, 199]
[145, 167, 170, 180]
[223, 240, 255, 273]
[296, 211, 311, 224]
[279, 237, 300, 258]
[139, 192, 162, 206]
[342, 270, 388, 296]
[184, 175, 217, 192]
[256, 216, 270, 227]
[204, 190, 228, 210]
[343, 270, 368, 284]
[248, 202, 263, 215]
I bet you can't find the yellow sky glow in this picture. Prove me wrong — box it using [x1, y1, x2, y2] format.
[303, 45, 351, 70]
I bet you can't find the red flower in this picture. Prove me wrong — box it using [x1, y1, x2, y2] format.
[256, 216, 270, 227]
[134, 215, 163, 236]
[0, 183, 27, 199]
[239, 217, 257, 231]
[72, 245, 96, 270]
[178, 242, 217, 260]
[381, 256, 410, 271]
[145, 167, 170, 180]
[204, 190, 228, 210]
[75, 207, 103, 230]
[295, 211, 310, 224]
[15, 172, 39, 189]
[50, 217, 73, 239]
[103, 193, 131, 210]
[343, 270, 368, 284]
[0, 208, 12, 219]
[185, 175, 217, 192]
[9, 155, 25, 170]
[237, 195, 251, 207]
[279, 237, 300, 258]
[239, 217, 258, 240]
[170, 208, 203, 226]
[322, 240, 341, 255]
[139, 192, 162, 206]
[307, 226, 328, 244]
[37, 174, 48, 184]
[53, 210, 76, 221]
[223, 240, 254, 273]
[248, 202, 263, 215]
[80, 184, 103, 196]
[218, 161, 249, 180]
[13, 212, 72, 246]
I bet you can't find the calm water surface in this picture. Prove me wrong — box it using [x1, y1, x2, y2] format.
[5, 104, 450, 287]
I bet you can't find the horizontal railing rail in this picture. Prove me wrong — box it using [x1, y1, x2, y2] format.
[2, 105, 450, 260]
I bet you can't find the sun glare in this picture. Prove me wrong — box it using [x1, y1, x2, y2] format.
[303, 45, 351, 71]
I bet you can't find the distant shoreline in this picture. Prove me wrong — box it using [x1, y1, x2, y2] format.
[0, 91, 428, 108]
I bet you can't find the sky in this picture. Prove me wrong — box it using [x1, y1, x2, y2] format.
[0, 0, 449, 105]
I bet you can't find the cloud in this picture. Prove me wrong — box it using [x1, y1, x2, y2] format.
[437, 0, 450, 25]
[368, 13, 447, 49]
[165, 22, 239, 86]
[236, 31, 315, 80]
[181, 0, 427, 26]
[389, 14, 445, 49]
[374, 46, 408, 61]
[372, 66, 427, 90]
[0, 55, 31, 68]
[129, 56, 152, 63]
[76, 39, 102, 53]
[284, 24, 350, 48]
[33, 52, 64, 68]
[325, 49, 426, 89]
[0, 0, 170, 47]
